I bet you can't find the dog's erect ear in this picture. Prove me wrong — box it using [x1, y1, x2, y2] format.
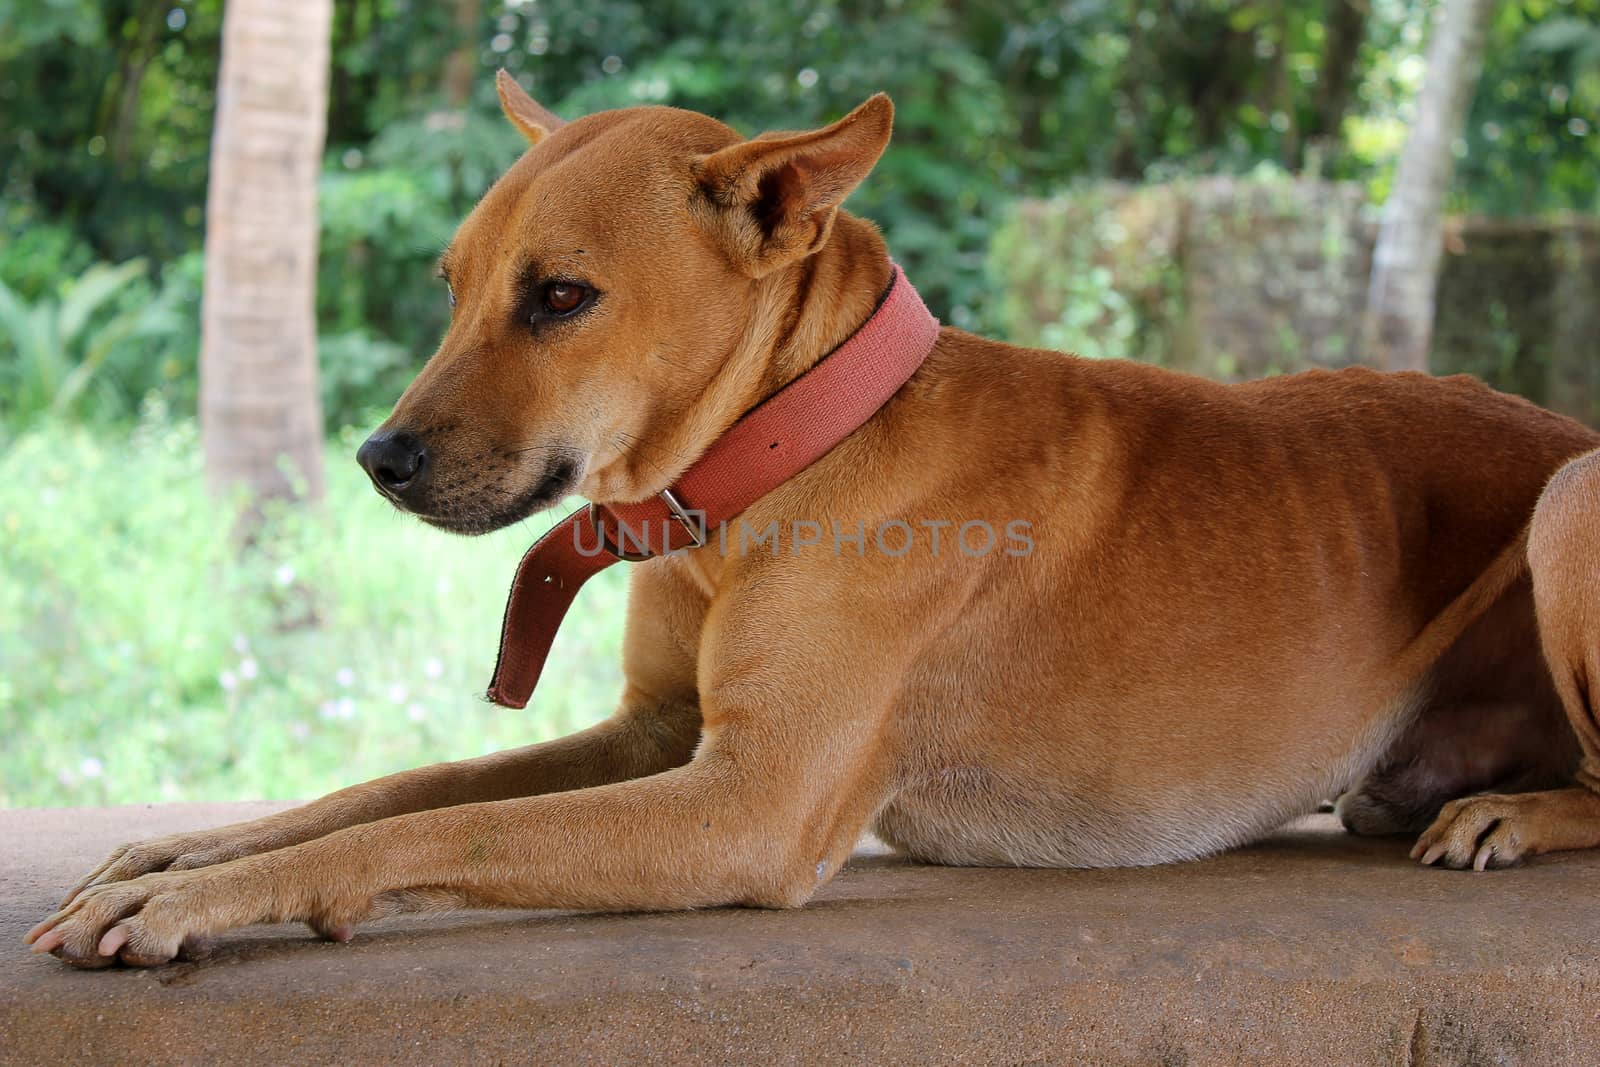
[693, 94, 893, 277]
[496, 69, 564, 145]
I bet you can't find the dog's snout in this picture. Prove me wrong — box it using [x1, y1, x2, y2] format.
[357, 430, 430, 498]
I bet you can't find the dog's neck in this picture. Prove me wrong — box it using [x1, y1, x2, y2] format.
[593, 213, 898, 504]
[746, 215, 896, 407]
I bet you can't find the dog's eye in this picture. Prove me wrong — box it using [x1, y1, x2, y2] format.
[542, 283, 589, 316]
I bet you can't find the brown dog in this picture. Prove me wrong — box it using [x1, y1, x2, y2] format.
[28, 75, 1600, 968]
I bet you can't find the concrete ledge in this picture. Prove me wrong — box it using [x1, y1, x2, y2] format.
[3, 804, 1598, 1065]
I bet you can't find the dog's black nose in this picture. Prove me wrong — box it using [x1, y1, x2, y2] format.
[357, 430, 429, 496]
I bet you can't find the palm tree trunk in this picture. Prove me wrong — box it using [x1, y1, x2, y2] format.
[199, 0, 332, 504]
[1361, 0, 1497, 373]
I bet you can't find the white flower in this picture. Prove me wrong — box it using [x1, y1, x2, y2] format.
[336, 697, 356, 720]
[232, 634, 250, 653]
[318, 701, 337, 721]
[239, 658, 259, 681]
[423, 657, 444, 680]
[219, 670, 238, 692]
[80, 757, 104, 779]
[387, 683, 408, 705]
[407, 703, 427, 723]
[336, 667, 355, 688]
[274, 563, 296, 587]
[288, 721, 310, 740]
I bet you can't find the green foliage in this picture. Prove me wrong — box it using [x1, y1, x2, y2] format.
[0, 414, 623, 807]
[0, 257, 192, 428]
[0, 214, 97, 301]
[364, 107, 529, 210]
[317, 164, 454, 344]
[1461, 1, 1600, 214]
[317, 330, 415, 433]
[0, 0, 224, 266]
[988, 185, 1184, 363]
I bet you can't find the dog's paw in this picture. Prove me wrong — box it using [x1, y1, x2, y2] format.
[1409, 788, 1600, 871]
[60, 831, 254, 909]
[25, 871, 214, 968]
[28, 850, 380, 968]
[1413, 788, 1600, 871]
[1411, 795, 1532, 870]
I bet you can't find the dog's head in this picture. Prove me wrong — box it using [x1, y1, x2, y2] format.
[357, 72, 893, 533]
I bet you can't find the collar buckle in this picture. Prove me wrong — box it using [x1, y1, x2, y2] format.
[588, 487, 707, 561]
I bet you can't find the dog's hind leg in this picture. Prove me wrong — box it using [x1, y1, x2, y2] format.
[1339, 576, 1577, 837]
[1336, 701, 1577, 837]
[1413, 448, 1600, 869]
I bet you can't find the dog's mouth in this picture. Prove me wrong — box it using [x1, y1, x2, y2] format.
[410, 451, 589, 536]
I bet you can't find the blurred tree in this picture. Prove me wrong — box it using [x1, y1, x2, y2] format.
[1304, 0, 1370, 170]
[198, 0, 332, 503]
[1363, 0, 1498, 372]
[443, 0, 485, 107]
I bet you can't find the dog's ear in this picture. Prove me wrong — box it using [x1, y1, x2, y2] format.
[693, 94, 893, 277]
[496, 69, 564, 145]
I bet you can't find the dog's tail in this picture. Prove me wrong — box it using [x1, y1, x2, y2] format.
[1387, 522, 1532, 690]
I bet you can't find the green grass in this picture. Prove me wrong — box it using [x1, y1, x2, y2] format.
[0, 415, 627, 808]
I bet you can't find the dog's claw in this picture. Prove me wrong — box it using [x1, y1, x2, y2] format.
[98, 925, 131, 958]
[27, 926, 65, 954]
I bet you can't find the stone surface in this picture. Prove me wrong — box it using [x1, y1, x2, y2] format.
[2, 803, 1598, 1065]
[994, 180, 1600, 428]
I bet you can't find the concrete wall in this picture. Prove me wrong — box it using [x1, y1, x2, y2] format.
[990, 178, 1599, 426]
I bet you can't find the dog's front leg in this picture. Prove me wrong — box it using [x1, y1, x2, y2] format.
[59, 708, 701, 905]
[27, 705, 887, 967]
[58, 566, 707, 906]
[32, 563, 914, 967]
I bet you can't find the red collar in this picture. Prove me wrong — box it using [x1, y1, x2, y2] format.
[487, 262, 939, 708]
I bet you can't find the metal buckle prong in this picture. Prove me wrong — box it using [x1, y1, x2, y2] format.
[659, 487, 708, 549]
